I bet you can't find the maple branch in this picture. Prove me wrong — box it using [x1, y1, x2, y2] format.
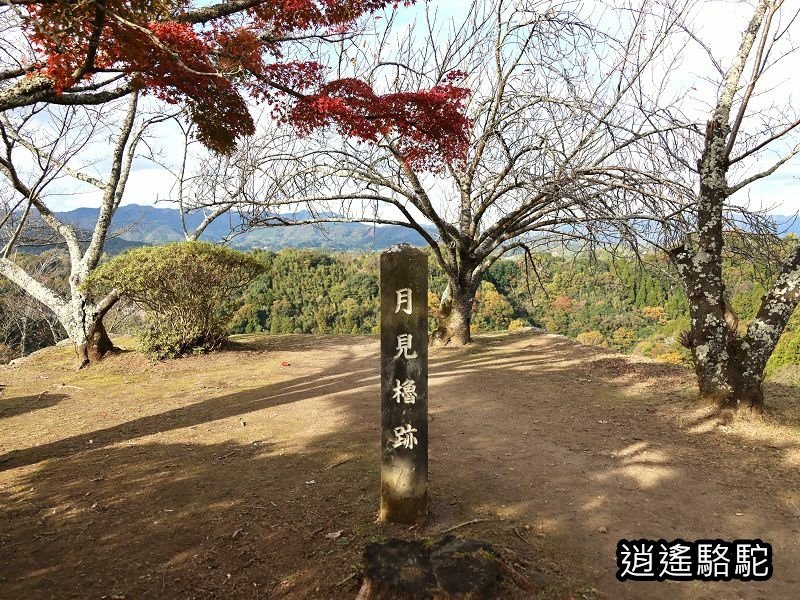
[0, 65, 35, 81]
[259, 77, 305, 99]
[100, 6, 224, 80]
[180, 0, 267, 25]
[0, 73, 133, 112]
[76, 0, 106, 79]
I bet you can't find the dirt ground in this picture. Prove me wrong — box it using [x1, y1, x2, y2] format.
[1, 330, 799, 599]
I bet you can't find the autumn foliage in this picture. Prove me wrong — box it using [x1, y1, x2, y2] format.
[21, 0, 469, 168]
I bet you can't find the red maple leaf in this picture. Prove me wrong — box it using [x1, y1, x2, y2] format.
[22, 0, 469, 168]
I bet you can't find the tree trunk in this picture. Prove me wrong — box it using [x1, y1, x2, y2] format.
[65, 290, 120, 369]
[74, 318, 116, 369]
[676, 263, 800, 414]
[683, 332, 765, 413]
[671, 239, 735, 406]
[686, 298, 738, 405]
[432, 282, 475, 346]
[668, 0, 793, 415]
[679, 284, 768, 413]
[691, 344, 733, 405]
[733, 242, 800, 411]
[729, 349, 765, 411]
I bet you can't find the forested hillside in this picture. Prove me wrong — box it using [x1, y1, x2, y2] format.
[4, 246, 799, 383]
[226, 247, 800, 383]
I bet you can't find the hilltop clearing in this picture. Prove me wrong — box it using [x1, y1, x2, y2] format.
[1, 331, 799, 599]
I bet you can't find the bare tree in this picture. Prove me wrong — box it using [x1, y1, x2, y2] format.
[0, 250, 67, 359]
[647, 0, 800, 411]
[227, 0, 690, 344]
[0, 94, 172, 366]
[0, 0, 470, 366]
[159, 117, 295, 243]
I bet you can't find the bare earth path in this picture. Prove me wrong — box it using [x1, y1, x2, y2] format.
[1, 330, 799, 599]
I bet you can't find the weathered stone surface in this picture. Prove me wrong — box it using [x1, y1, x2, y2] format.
[356, 536, 501, 600]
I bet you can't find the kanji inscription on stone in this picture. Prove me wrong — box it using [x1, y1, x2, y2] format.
[380, 244, 428, 524]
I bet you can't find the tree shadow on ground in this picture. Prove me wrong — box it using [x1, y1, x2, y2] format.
[1, 330, 800, 600]
[0, 437, 381, 600]
[0, 349, 376, 472]
[424, 333, 800, 600]
[0, 392, 68, 421]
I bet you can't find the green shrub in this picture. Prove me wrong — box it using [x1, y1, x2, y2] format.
[508, 318, 528, 332]
[766, 327, 800, 379]
[471, 281, 515, 332]
[610, 326, 637, 351]
[84, 242, 263, 359]
[576, 330, 605, 346]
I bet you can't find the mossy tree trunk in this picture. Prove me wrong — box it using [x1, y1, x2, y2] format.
[668, 0, 800, 412]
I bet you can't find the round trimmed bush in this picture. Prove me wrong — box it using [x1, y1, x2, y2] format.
[84, 242, 264, 359]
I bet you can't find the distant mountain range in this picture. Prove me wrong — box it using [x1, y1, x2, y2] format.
[41, 204, 434, 253]
[18, 204, 800, 255]
[774, 214, 800, 236]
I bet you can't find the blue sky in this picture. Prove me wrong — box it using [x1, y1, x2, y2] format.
[42, 1, 800, 216]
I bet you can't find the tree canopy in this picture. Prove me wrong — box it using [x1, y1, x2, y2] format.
[3, 0, 470, 165]
[228, 0, 689, 344]
[0, 0, 472, 368]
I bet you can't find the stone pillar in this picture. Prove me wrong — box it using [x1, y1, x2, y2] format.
[379, 244, 428, 524]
